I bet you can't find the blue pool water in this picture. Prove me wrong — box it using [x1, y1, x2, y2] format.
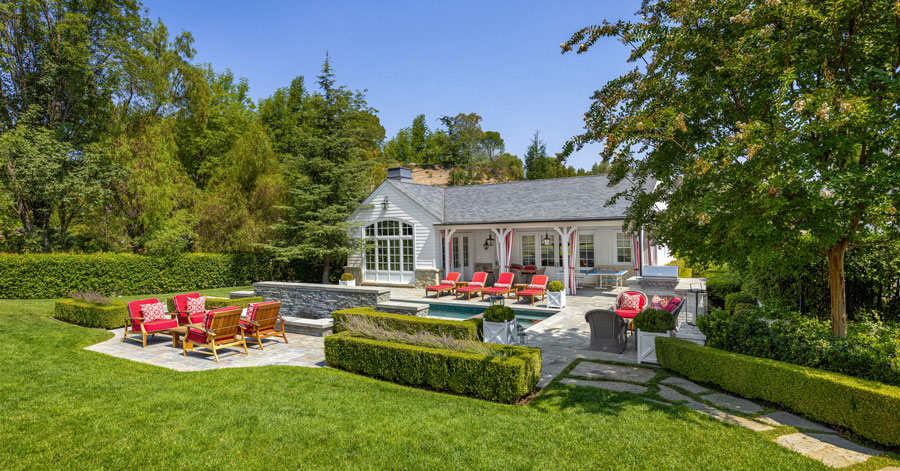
[421, 303, 555, 327]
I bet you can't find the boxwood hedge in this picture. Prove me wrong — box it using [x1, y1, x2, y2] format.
[706, 275, 742, 309]
[53, 299, 128, 329]
[324, 331, 541, 403]
[0, 253, 304, 299]
[656, 337, 900, 447]
[333, 307, 480, 340]
[724, 292, 757, 313]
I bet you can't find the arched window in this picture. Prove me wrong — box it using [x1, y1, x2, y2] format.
[364, 220, 414, 282]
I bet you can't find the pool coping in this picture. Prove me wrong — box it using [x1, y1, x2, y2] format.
[388, 298, 564, 331]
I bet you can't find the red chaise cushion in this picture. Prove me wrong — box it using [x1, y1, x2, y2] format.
[142, 318, 178, 332]
[616, 308, 641, 319]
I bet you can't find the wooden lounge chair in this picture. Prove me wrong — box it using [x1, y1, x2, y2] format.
[425, 272, 461, 298]
[456, 272, 487, 300]
[239, 301, 288, 350]
[123, 298, 178, 348]
[481, 272, 515, 300]
[585, 309, 628, 353]
[183, 307, 248, 362]
[515, 275, 549, 305]
[172, 292, 206, 326]
[615, 290, 649, 335]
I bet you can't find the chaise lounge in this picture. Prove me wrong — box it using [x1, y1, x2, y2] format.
[481, 272, 515, 300]
[515, 275, 549, 305]
[455, 272, 487, 300]
[425, 272, 461, 298]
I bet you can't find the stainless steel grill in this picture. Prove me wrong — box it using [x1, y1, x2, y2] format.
[640, 265, 679, 291]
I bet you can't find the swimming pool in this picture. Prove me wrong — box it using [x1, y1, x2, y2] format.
[418, 302, 556, 327]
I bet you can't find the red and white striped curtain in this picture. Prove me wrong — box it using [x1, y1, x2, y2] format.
[504, 229, 514, 271]
[445, 230, 453, 274]
[568, 229, 577, 295]
[631, 234, 640, 273]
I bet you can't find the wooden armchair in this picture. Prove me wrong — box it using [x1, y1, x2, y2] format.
[182, 307, 248, 362]
[172, 292, 205, 326]
[240, 301, 288, 350]
[122, 298, 178, 348]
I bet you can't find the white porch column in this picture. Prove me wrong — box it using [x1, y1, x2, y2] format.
[443, 228, 456, 277]
[491, 228, 512, 271]
[555, 226, 577, 295]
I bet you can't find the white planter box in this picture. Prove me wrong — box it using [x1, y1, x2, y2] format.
[339, 280, 356, 287]
[483, 319, 518, 345]
[637, 330, 672, 365]
[547, 290, 565, 308]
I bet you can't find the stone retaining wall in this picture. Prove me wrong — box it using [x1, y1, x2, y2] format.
[253, 282, 390, 319]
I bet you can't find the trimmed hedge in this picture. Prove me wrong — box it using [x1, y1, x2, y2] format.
[54, 299, 128, 329]
[325, 331, 541, 403]
[333, 308, 480, 340]
[706, 275, 741, 308]
[164, 296, 264, 312]
[0, 253, 307, 299]
[724, 292, 756, 313]
[656, 338, 900, 447]
[634, 308, 676, 333]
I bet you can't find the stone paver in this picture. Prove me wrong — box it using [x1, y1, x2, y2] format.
[807, 434, 882, 458]
[657, 385, 692, 403]
[559, 378, 648, 394]
[660, 376, 710, 394]
[569, 362, 656, 383]
[774, 433, 877, 468]
[702, 392, 764, 414]
[86, 328, 325, 371]
[685, 401, 775, 432]
[757, 411, 835, 433]
[877, 467, 900, 471]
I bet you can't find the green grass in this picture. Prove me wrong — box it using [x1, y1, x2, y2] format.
[0, 287, 855, 470]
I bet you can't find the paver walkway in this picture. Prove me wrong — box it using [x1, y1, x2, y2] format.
[86, 328, 325, 371]
[559, 359, 891, 469]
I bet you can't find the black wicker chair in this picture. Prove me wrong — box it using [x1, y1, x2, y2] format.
[585, 309, 628, 353]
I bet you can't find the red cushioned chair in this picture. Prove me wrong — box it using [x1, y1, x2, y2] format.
[240, 301, 288, 350]
[425, 272, 461, 298]
[481, 272, 515, 300]
[182, 306, 248, 362]
[455, 272, 487, 300]
[122, 298, 178, 348]
[515, 275, 549, 305]
[172, 292, 206, 326]
[615, 290, 649, 335]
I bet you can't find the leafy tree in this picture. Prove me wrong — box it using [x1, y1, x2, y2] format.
[260, 57, 385, 282]
[481, 131, 505, 160]
[563, 0, 900, 336]
[439, 112, 486, 164]
[525, 130, 563, 180]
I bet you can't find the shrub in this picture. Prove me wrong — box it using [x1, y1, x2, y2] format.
[69, 291, 111, 305]
[724, 292, 756, 313]
[483, 305, 515, 322]
[325, 331, 541, 403]
[547, 281, 564, 292]
[0, 252, 313, 299]
[733, 303, 757, 316]
[340, 273, 354, 281]
[697, 308, 900, 386]
[633, 308, 676, 333]
[706, 274, 741, 308]
[332, 308, 479, 340]
[341, 315, 494, 356]
[54, 299, 128, 329]
[656, 338, 900, 447]
[164, 296, 263, 312]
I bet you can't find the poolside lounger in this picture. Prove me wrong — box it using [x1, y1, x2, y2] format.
[425, 272, 461, 298]
[481, 272, 515, 300]
[456, 272, 487, 300]
[515, 275, 549, 306]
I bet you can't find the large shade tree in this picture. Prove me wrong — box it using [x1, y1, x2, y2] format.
[563, 0, 900, 336]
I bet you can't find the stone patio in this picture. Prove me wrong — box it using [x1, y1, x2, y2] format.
[86, 328, 325, 371]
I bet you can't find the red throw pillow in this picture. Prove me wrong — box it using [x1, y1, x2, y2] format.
[620, 293, 642, 310]
[664, 297, 682, 312]
[650, 295, 668, 310]
[202, 311, 216, 330]
[186, 295, 206, 314]
[245, 303, 261, 321]
[140, 302, 168, 322]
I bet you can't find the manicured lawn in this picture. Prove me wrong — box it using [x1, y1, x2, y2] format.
[0, 288, 845, 470]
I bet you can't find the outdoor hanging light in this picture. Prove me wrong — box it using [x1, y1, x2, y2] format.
[542, 230, 552, 246]
[485, 233, 495, 247]
[381, 196, 389, 210]
[483, 240, 490, 250]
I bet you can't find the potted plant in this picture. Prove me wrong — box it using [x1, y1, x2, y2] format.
[482, 305, 517, 345]
[633, 308, 676, 364]
[546, 280, 566, 308]
[339, 273, 355, 287]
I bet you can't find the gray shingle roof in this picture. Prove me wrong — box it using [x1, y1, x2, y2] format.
[388, 174, 647, 225]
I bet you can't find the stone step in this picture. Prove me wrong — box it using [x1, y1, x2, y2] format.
[685, 401, 774, 432]
[774, 433, 879, 468]
[282, 317, 333, 337]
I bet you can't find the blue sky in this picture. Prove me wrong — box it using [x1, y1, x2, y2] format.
[144, 1, 640, 170]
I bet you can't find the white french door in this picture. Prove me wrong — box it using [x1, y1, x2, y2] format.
[452, 234, 474, 279]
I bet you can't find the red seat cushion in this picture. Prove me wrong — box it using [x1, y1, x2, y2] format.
[142, 318, 177, 332]
[483, 287, 510, 294]
[187, 328, 209, 344]
[456, 285, 482, 293]
[426, 284, 454, 290]
[616, 308, 641, 319]
[178, 312, 204, 325]
[517, 288, 544, 296]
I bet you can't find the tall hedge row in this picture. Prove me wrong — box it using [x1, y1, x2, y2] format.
[656, 338, 900, 447]
[0, 253, 309, 299]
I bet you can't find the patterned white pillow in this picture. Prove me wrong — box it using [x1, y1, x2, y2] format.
[140, 302, 168, 322]
[245, 303, 261, 321]
[468, 281, 484, 288]
[494, 283, 511, 289]
[649, 295, 668, 310]
[620, 293, 642, 310]
[527, 283, 545, 290]
[440, 279, 455, 286]
[186, 295, 206, 314]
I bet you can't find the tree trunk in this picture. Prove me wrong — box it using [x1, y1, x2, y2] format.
[321, 254, 332, 284]
[826, 240, 849, 337]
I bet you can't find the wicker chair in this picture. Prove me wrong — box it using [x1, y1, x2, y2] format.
[183, 307, 248, 362]
[240, 302, 288, 349]
[585, 309, 628, 353]
[509, 268, 525, 285]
